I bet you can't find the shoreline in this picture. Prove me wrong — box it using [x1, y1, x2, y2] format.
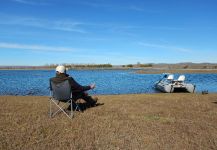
[2, 92, 217, 97]
[0, 67, 129, 71]
[1, 92, 217, 97]
[1, 68, 217, 74]
[136, 68, 217, 74]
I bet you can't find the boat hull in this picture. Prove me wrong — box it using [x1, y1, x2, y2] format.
[155, 82, 196, 93]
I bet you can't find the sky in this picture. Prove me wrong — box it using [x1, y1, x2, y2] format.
[0, 0, 217, 66]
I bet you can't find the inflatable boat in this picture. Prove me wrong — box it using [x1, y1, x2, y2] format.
[155, 74, 196, 93]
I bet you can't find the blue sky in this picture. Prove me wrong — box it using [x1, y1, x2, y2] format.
[0, 0, 217, 66]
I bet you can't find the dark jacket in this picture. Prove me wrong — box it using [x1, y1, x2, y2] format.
[50, 73, 91, 94]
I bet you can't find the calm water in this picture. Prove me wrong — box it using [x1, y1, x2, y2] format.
[0, 69, 217, 96]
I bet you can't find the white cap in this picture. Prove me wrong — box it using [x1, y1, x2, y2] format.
[56, 65, 66, 73]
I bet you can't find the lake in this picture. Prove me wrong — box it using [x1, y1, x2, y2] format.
[0, 69, 217, 96]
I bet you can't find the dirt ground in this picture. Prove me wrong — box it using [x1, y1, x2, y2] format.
[0, 94, 217, 150]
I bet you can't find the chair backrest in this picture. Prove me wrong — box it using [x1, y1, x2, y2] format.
[178, 75, 185, 82]
[50, 80, 72, 101]
[167, 74, 174, 80]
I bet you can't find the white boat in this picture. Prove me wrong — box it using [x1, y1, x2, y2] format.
[155, 74, 196, 93]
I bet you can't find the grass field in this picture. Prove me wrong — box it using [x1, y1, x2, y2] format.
[1, 94, 217, 149]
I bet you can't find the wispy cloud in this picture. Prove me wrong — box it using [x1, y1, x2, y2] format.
[12, 0, 49, 5]
[0, 15, 86, 33]
[115, 25, 184, 31]
[77, 1, 147, 12]
[79, 1, 107, 8]
[0, 42, 74, 52]
[127, 5, 144, 11]
[105, 25, 184, 38]
[138, 42, 193, 53]
[150, 26, 184, 30]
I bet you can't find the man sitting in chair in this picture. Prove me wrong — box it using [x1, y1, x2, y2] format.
[50, 65, 97, 110]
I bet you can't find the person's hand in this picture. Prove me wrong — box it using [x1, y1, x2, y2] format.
[90, 83, 96, 89]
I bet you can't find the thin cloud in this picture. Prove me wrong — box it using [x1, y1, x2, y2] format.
[79, 1, 107, 8]
[127, 5, 144, 11]
[108, 25, 184, 37]
[0, 15, 86, 33]
[0, 42, 74, 52]
[138, 42, 193, 53]
[77, 1, 147, 12]
[12, 0, 49, 5]
[151, 26, 184, 30]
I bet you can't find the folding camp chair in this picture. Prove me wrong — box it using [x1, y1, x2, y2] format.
[49, 80, 80, 119]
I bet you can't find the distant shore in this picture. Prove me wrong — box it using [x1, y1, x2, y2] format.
[136, 69, 217, 74]
[1, 67, 217, 74]
[1, 62, 217, 71]
[1, 94, 217, 149]
[0, 67, 129, 71]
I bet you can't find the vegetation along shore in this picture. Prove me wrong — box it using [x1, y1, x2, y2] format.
[136, 68, 217, 74]
[1, 94, 217, 149]
[1, 62, 217, 71]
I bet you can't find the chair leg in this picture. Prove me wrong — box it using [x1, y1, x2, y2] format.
[49, 98, 52, 118]
[50, 99, 74, 119]
[70, 100, 73, 118]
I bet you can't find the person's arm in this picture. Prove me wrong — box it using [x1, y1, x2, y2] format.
[69, 77, 92, 92]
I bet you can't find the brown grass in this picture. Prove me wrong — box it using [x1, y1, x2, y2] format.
[1, 94, 217, 150]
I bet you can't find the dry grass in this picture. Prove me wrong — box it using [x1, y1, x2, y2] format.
[0, 94, 217, 150]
